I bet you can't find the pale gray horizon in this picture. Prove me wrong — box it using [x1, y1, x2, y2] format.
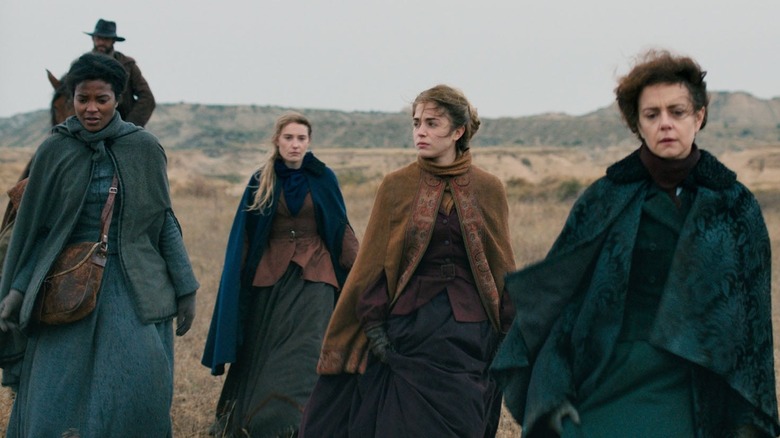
[1, 0, 778, 119]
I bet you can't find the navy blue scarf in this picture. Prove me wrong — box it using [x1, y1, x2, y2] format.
[274, 153, 312, 216]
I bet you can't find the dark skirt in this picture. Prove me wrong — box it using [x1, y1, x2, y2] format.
[213, 264, 335, 438]
[300, 290, 502, 438]
[561, 340, 694, 438]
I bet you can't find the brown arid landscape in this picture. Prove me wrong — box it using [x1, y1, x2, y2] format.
[1, 143, 780, 436]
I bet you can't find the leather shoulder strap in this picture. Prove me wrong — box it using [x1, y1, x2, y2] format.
[98, 173, 119, 251]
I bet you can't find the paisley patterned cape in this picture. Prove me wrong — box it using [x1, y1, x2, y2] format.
[317, 152, 515, 375]
[491, 148, 780, 437]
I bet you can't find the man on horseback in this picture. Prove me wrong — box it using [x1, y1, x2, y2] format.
[86, 18, 156, 127]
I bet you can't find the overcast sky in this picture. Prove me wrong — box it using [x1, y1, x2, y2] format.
[1, 0, 778, 119]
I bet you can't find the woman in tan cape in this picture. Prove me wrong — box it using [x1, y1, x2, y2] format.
[300, 84, 516, 437]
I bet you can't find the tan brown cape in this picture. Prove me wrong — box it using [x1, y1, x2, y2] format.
[318, 152, 515, 374]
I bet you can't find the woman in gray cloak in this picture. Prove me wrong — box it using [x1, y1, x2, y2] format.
[491, 50, 780, 437]
[0, 53, 199, 437]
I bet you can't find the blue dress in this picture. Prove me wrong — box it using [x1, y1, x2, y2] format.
[7, 158, 195, 437]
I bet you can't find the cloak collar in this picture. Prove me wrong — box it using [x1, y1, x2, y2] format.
[55, 112, 140, 161]
[606, 146, 735, 190]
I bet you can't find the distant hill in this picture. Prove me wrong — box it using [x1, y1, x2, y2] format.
[2, 91, 779, 153]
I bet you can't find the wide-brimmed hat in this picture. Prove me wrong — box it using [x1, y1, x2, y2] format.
[84, 19, 125, 42]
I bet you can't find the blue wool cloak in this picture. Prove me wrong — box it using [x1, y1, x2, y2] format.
[202, 153, 351, 375]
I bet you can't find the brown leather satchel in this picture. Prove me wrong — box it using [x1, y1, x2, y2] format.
[35, 174, 118, 325]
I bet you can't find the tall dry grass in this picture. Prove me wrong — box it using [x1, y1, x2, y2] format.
[1, 146, 779, 437]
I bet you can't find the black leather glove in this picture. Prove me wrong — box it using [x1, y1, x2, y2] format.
[364, 324, 394, 363]
[176, 293, 196, 336]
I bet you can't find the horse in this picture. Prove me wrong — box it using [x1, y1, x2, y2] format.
[47, 69, 74, 126]
[1, 70, 69, 227]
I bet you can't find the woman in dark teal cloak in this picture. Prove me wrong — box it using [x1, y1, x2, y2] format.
[491, 50, 780, 437]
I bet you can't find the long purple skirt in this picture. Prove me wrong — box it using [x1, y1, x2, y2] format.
[300, 291, 502, 438]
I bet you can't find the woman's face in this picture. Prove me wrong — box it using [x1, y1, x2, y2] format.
[74, 80, 117, 132]
[637, 82, 705, 160]
[412, 103, 464, 165]
[276, 123, 310, 169]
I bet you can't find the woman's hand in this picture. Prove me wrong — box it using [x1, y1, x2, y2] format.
[0, 289, 23, 332]
[364, 325, 394, 363]
[548, 399, 580, 434]
[175, 293, 196, 336]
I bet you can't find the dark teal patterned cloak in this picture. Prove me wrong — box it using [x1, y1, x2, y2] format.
[491, 148, 779, 437]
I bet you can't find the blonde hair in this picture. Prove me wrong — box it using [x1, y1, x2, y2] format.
[248, 112, 312, 212]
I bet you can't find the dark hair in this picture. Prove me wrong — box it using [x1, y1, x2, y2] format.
[615, 50, 709, 139]
[412, 84, 480, 152]
[65, 53, 128, 99]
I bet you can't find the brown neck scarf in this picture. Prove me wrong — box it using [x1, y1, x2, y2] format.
[416, 150, 472, 177]
[417, 151, 472, 215]
[639, 143, 700, 206]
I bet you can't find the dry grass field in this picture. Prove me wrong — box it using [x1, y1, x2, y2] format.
[0, 144, 779, 436]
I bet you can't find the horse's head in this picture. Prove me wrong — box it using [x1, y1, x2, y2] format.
[48, 69, 74, 126]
